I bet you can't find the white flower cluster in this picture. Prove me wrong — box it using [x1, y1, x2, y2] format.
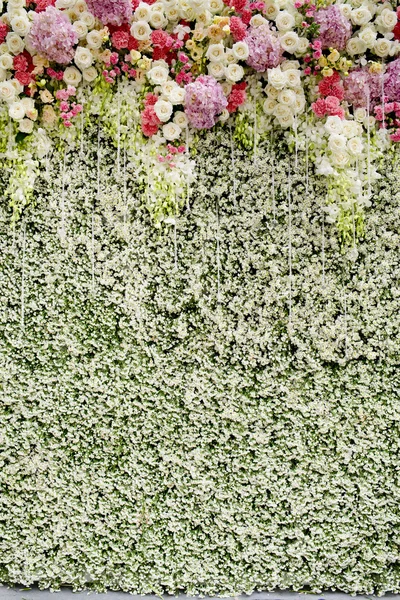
[262, 60, 305, 128]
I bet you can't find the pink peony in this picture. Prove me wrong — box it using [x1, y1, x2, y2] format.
[245, 23, 283, 72]
[184, 75, 227, 129]
[85, 0, 132, 26]
[28, 6, 78, 64]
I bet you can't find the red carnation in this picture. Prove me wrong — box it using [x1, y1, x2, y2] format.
[394, 21, 400, 41]
[227, 84, 246, 113]
[318, 71, 344, 100]
[112, 30, 130, 49]
[230, 16, 247, 41]
[13, 53, 29, 72]
[127, 35, 138, 50]
[15, 71, 33, 86]
[141, 105, 160, 136]
[230, 0, 247, 12]
[241, 9, 252, 24]
[0, 21, 9, 43]
[144, 92, 158, 107]
[151, 29, 169, 47]
[34, 0, 56, 10]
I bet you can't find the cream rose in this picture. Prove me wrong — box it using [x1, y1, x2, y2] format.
[6, 32, 24, 54]
[264, 1, 278, 21]
[280, 31, 298, 53]
[80, 11, 96, 28]
[374, 38, 391, 57]
[73, 20, 88, 39]
[55, 0, 75, 7]
[0, 80, 16, 102]
[63, 66, 83, 86]
[347, 137, 363, 156]
[249, 14, 268, 27]
[351, 7, 372, 26]
[0, 53, 13, 70]
[285, 69, 301, 88]
[273, 103, 294, 127]
[267, 66, 287, 89]
[82, 66, 97, 82]
[330, 151, 350, 168]
[358, 27, 377, 48]
[18, 117, 33, 133]
[296, 37, 309, 54]
[232, 41, 249, 61]
[162, 122, 181, 141]
[173, 111, 188, 128]
[147, 65, 169, 85]
[354, 107, 367, 122]
[154, 98, 173, 122]
[0, 68, 6, 82]
[263, 97, 277, 115]
[207, 62, 224, 79]
[10, 14, 30, 36]
[86, 30, 103, 49]
[134, 2, 151, 21]
[149, 9, 167, 29]
[131, 21, 151, 41]
[275, 10, 295, 32]
[74, 46, 93, 70]
[40, 89, 54, 103]
[42, 105, 57, 127]
[209, 0, 223, 14]
[346, 37, 367, 55]
[324, 115, 343, 135]
[328, 133, 347, 153]
[225, 63, 244, 82]
[206, 43, 225, 62]
[379, 8, 397, 30]
[277, 88, 296, 107]
[9, 100, 25, 120]
[169, 86, 185, 104]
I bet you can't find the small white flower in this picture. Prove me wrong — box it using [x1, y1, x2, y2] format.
[347, 137, 363, 156]
[285, 68, 301, 88]
[207, 62, 225, 79]
[374, 38, 391, 57]
[263, 97, 277, 115]
[277, 88, 296, 107]
[250, 14, 268, 27]
[358, 26, 377, 48]
[351, 6, 372, 26]
[346, 37, 367, 55]
[273, 103, 293, 127]
[328, 133, 347, 153]
[0, 80, 16, 102]
[378, 8, 397, 30]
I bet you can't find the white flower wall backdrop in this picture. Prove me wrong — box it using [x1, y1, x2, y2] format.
[1, 129, 400, 595]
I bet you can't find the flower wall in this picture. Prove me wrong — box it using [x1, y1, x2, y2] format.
[1, 130, 400, 595]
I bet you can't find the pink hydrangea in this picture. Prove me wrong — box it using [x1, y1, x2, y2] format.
[184, 75, 227, 129]
[245, 24, 283, 72]
[28, 6, 78, 64]
[85, 0, 132, 26]
[384, 58, 400, 102]
[343, 68, 382, 108]
[314, 5, 352, 51]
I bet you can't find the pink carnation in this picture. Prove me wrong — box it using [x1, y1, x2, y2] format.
[245, 23, 283, 72]
[184, 75, 227, 129]
[230, 16, 247, 41]
[85, 0, 132, 26]
[28, 6, 78, 64]
[314, 5, 352, 51]
[111, 30, 130, 49]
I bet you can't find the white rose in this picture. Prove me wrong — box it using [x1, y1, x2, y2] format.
[273, 103, 293, 127]
[86, 30, 103, 49]
[324, 115, 343, 134]
[218, 108, 230, 122]
[328, 133, 347, 153]
[347, 137, 363, 156]
[74, 46, 93, 70]
[134, 2, 151, 21]
[20, 96, 34, 112]
[63, 66, 82, 86]
[339, 3, 352, 19]
[173, 110, 188, 127]
[82, 66, 97, 82]
[363, 115, 376, 129]
[296, 37, 309, 54]
[74, 0, 87, 13]
[374, 38, 391, 57]
[265, 83, 279, 98]
[6, 32, 24, 54]
[147, 65, 169, 85]
[232, 41, 249, 61]
[225, 49, 236, 65]
[225, 63, 244, 82]
[162, 122, 181, 140]
[207, 62, 224, 79]
[342, 120, 361, 138]
[10, 78, 23, 94]
[154, 98, 173, 122]
[7, 0, 25, 8]
[10, 15, 30, 36]
[294, 93, 305, 114]
[73, 20, 88, 39]
[351, 7, 372, 26]
[330, 151, 350, 168]
[55, 0, 75, 7]
[346, 37, 367, 55]
[169, 86, 185, 104]
[206, 43, 225, 62]
[249, 14, 268, 27]
[131, 21, 151, 41]
[34, 129, 52, 158]
[280, 31, 298, 53]
[220, 80, 232, 96]
[277, 88, 296, 106]
[165, 6, 180, 20]
[268, 66, 287, 89]
[354, 107, 367, 122]
[18, 117, 34, 133]
[285, 68, 301, 88]
[149, 9, 167, 28]
[263, 97, 277, 115]
[264, 0, 278, 20]
[0, 80, 16, 102]
[275, 10, 295, 31]
[80, 10, 96, 28]
[379, 8, 397, 30]
[209, 0, 223, 13]
[9, 100, 25, 120]
[161, 80, 177, 97]
[358, 27, 377, 48]
[0, 68, 6, 82]
[0, 53, 13, 70]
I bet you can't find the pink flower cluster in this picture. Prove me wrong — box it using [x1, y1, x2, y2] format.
[28, 6, 78, 65]
[184, 75, 227, 129]
[314, 5, 352, 51]
[85, 0, 132, 26]
[311, 96, 344, 119]
[141, 93, 161, 137]
[384, 58, 400, 103]
[245, 24, 283, 72]
[343, 68, 382, 108]
[55, 86, 82, 127]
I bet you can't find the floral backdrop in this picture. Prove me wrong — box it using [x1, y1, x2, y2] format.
[0, 132, 400, 595]
[0, 0, 399, 242]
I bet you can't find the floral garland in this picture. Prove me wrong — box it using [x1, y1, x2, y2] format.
[0, 0, 399, 244]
